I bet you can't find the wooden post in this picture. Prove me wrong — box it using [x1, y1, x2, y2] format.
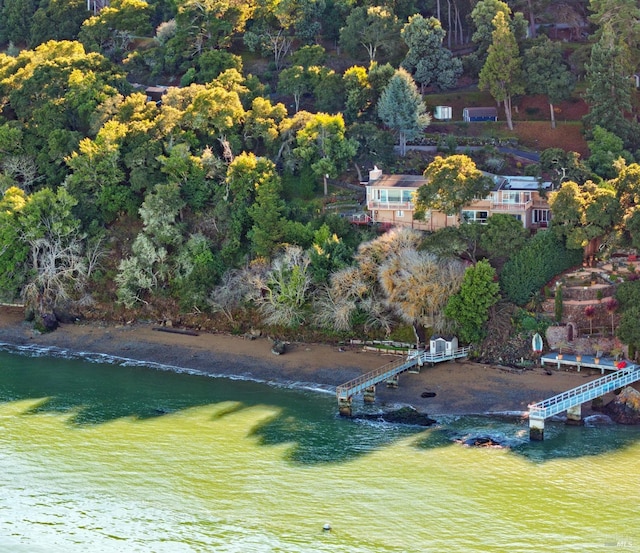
[385, 375, 399, 388]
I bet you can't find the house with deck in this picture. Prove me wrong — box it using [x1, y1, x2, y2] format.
[362, 169, 552, 232]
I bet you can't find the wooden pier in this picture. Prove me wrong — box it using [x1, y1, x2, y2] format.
[336, 347, 471, 416]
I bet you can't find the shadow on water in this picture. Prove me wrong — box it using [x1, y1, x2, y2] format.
[413, 414, 640, 463]
[0, 347, 424, 465]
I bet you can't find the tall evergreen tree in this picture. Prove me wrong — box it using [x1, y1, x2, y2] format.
[248, 169, 286, 259]
[479, 11, 524, 131]
[0, 0, 36, 45]
[377, 68, 430, 157]
[401, 15, 462, 92]
[583, 23, 637, 147]
[589, 0, 640, 71]
[523, 37, 575, 129]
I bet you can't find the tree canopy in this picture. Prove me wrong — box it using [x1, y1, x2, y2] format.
[523, 37, 575, 129]
[415, 155, 493, 217]
[445, 259, 500, 344]
[401, 14, 462, 91]
[339, 6, 400, 63]
[478, 11, 524, 130]
[377, 68, 430, 157]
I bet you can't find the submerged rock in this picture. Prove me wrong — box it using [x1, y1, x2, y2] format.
[583, 414, 614, 427]
[453, 434, 508, 448]
[355, 406, 436, 426]
[603, 386, 640, 425]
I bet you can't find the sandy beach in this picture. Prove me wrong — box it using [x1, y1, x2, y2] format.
[0, 305, 610, 417]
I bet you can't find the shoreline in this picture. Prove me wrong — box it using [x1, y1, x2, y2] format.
[0, 306, 610, 418]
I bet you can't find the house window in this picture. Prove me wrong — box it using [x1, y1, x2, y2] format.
[502, 191, 530, 204]
[387, 189, 401, 202]
[533, 209, 550, 223]
[402, 190, 414, 202]
[396, 210, 404, 217]
[375, 189, 388, 202]
[462, 210, 489, 223]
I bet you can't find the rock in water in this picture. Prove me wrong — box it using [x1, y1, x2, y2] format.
[603, 386, 640, 424]
[356, 406, 436, 426]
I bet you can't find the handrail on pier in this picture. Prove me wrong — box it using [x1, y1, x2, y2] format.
[529, 363, 640, 419]
[336, 346, 471, 401]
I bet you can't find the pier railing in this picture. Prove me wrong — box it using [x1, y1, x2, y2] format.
[336, 347, 472, 401]
[336, 356, 419, 400]
[529, 364, 640, 419]
[418, 346, 472, 364]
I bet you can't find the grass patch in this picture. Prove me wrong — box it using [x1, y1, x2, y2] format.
[511, 121, 588, 156]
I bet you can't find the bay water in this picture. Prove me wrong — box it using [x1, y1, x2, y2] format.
[1, 345, 639, 552]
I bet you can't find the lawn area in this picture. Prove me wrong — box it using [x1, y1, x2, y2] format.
[509, 121, 588, 157]
[424, 89, 590, 156]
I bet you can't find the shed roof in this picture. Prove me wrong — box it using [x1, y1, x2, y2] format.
[464, 107, 498, 116]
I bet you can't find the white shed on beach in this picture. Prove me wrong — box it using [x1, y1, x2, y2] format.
[430, 336, 458, 355]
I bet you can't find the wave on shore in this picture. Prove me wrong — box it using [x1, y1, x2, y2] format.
[0, 341, 337, 396]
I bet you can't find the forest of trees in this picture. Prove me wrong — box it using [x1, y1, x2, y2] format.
[0, 0, 640, 358]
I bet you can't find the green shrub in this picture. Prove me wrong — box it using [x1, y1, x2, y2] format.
[388, 325, 417, 344]
[500, 232, 583, 306]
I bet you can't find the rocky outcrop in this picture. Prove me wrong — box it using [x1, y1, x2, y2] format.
[603, 386, 640, 424]
[271, 340, 286, 355]
[455, 435, 506, 448]
[354, 406, 436, 426]
[37, 312, 59, 332]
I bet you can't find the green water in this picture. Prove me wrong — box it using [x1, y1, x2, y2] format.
[1, 346, 639, 552]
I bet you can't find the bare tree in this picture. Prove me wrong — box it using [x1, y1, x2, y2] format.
[245, 246, 312, 326]
[318, 228, 429, 336]
[312, 285, 356, 332]
[1, 155, 41, 191]
[379, 250, 465, 341]
[22, 229, 88, 318]
[208, 269, 248, 323]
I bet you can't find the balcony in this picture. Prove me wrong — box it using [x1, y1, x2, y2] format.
[490, 200, 532, 211]
[367, 200, 415, 211]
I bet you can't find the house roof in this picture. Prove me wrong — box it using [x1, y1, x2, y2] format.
[368, 172, 551, 193]
[490, 174, 552, 192]
[368, 174, 427, 188]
